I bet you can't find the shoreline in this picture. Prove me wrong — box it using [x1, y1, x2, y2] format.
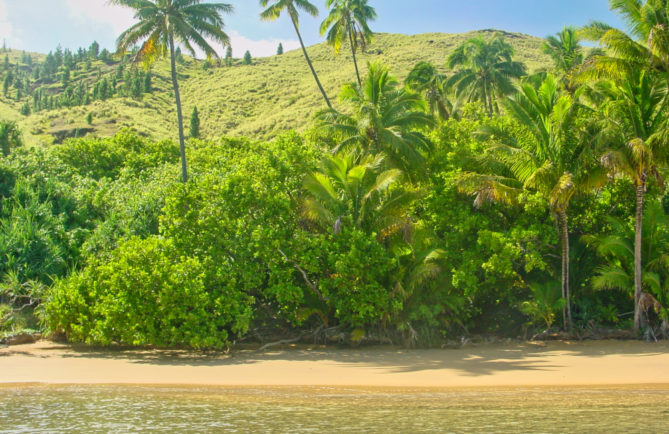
[2, 339, 669, 388]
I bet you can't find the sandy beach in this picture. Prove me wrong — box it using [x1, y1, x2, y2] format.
[1, 339, 669, 388]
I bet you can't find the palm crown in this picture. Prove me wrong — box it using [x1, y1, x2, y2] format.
[316, 62, 435, 178]
[446, 33, 527, 117]
[320, 0, 377, 85]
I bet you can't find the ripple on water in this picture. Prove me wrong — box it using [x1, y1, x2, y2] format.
[1, 385, 668, 433]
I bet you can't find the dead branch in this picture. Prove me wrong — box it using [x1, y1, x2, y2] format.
[278, 248, 328, 302]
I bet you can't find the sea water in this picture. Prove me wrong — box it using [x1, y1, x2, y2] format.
[1, 385, 668, 432]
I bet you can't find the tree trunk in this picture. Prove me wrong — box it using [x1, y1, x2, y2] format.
[348, 19, 362, 86]
[633, 182, 645, 331]
[559, 210, 572, 330]
[169, 34, 188, 184]
[290, 16, 332, 109]
[485, 80, 493, 118]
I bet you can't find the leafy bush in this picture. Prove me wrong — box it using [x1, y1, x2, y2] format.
[44, 237, 252, 349]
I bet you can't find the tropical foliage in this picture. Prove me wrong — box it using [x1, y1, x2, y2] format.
[4, 0, 669, 346]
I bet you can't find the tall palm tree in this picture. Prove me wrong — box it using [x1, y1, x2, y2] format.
[320, 0, 377, 86]
[596, 69, 668, 331]
[446, 33, 527, 117]
[109, 0, 233, 184]
[405, 61, 460, 121]
[460, 75, 603, 329]
[303, 153, 418, 239]
[260, 0, 332, 108]
[0, 121, 22, 157]
[580, 0, 669, 86]
[316, 62, 435, 178]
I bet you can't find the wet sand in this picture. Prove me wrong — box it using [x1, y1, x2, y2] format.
[1, 340, 668, 387]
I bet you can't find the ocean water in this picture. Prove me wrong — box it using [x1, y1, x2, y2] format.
[1, 385, 668, 433]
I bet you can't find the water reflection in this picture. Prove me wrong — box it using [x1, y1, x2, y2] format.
[1, 385, 668, 433]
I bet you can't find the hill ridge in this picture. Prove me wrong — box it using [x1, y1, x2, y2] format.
[0, 31, 551, 145]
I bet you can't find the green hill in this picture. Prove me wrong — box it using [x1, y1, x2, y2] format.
[0, 30, 551, 146]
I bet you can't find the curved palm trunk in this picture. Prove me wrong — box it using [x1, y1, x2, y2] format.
[559, 210, 572, 330]
[347, 19, 362, 86]
[290, 15, 332, 109]
[633, 183, 645, 331]
[169, 34, 188, 184]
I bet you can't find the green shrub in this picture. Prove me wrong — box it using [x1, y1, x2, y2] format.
[44, 237, 253, 349]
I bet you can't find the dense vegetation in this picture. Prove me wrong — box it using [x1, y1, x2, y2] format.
[2, 0, 669, 348]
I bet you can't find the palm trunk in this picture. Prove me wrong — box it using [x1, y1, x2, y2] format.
[348, 19, 362, 86]
[169, 34, 188, 184]
[485, 80, 493, 118]
[633, 182, 645, 331]
[559, 210, 572, 330]
[290, 16, 332, 109]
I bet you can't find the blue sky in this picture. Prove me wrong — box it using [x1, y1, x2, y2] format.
[0, 0, 626, 57]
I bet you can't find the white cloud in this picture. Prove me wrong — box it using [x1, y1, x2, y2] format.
[64, 0, 136, 35]
[0, 2, 21, 49]
[214, 30, 300, 58]
[62, 1, 297, 58]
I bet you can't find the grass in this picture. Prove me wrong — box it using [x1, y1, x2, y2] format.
[0, 30, 551, 146]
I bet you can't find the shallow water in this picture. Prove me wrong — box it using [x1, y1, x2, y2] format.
[1, 385, 668, 433]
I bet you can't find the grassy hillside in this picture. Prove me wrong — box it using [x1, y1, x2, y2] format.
[0, 30, 551, 146]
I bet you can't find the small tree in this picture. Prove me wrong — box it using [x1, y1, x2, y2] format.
[20, 102, 30, 116]
[86, 112, 93, 125]
[243, 50, 252, 65]
[225, 45, 233, 66]
[0, 121, 22, 157]
[190, 106, 200, 139]
[277, 43, 284, 55]
[143, 72, 152, 93]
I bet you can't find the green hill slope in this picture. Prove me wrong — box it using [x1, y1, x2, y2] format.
[0, 30, 551, 146]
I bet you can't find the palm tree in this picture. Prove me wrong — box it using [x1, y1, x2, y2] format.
[580, 0, 669, 86]
[260, 0, 332, 108]
[302, 153, 418, 239]
[543, 26, 591, 93]
[544, 27, 584, 75]
[109, 0, 233, 184]
[596, 69, 668, 331]
[320, 0, 377, 86]
[405, 61, 460, 121]
[446, 33, 527, 117]
[316, 62, 435, 178]
[0, 121, 22, 157]
[460, 75, 603, 329]
[585, 201, 669, 317]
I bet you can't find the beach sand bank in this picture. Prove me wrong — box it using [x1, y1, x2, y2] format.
[1, 340, 668, 388]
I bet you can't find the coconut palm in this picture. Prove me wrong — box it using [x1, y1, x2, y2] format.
[580, 0, 669, 85]
[405, 61, 460, 121]
[446, 33, 527, 117]
[0, 121, 22, 157]
[543, 26, 591, 93]
[320, 0, 377, 86]
[316, 62, 435, 178]
[544, 27, 584, 75]
[109, 0, 233, 184]
[595, 69, 668, 331]
[460, 75, 603, 329]
[302, 153, 419, 239]
[260, 0, 332, 108]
